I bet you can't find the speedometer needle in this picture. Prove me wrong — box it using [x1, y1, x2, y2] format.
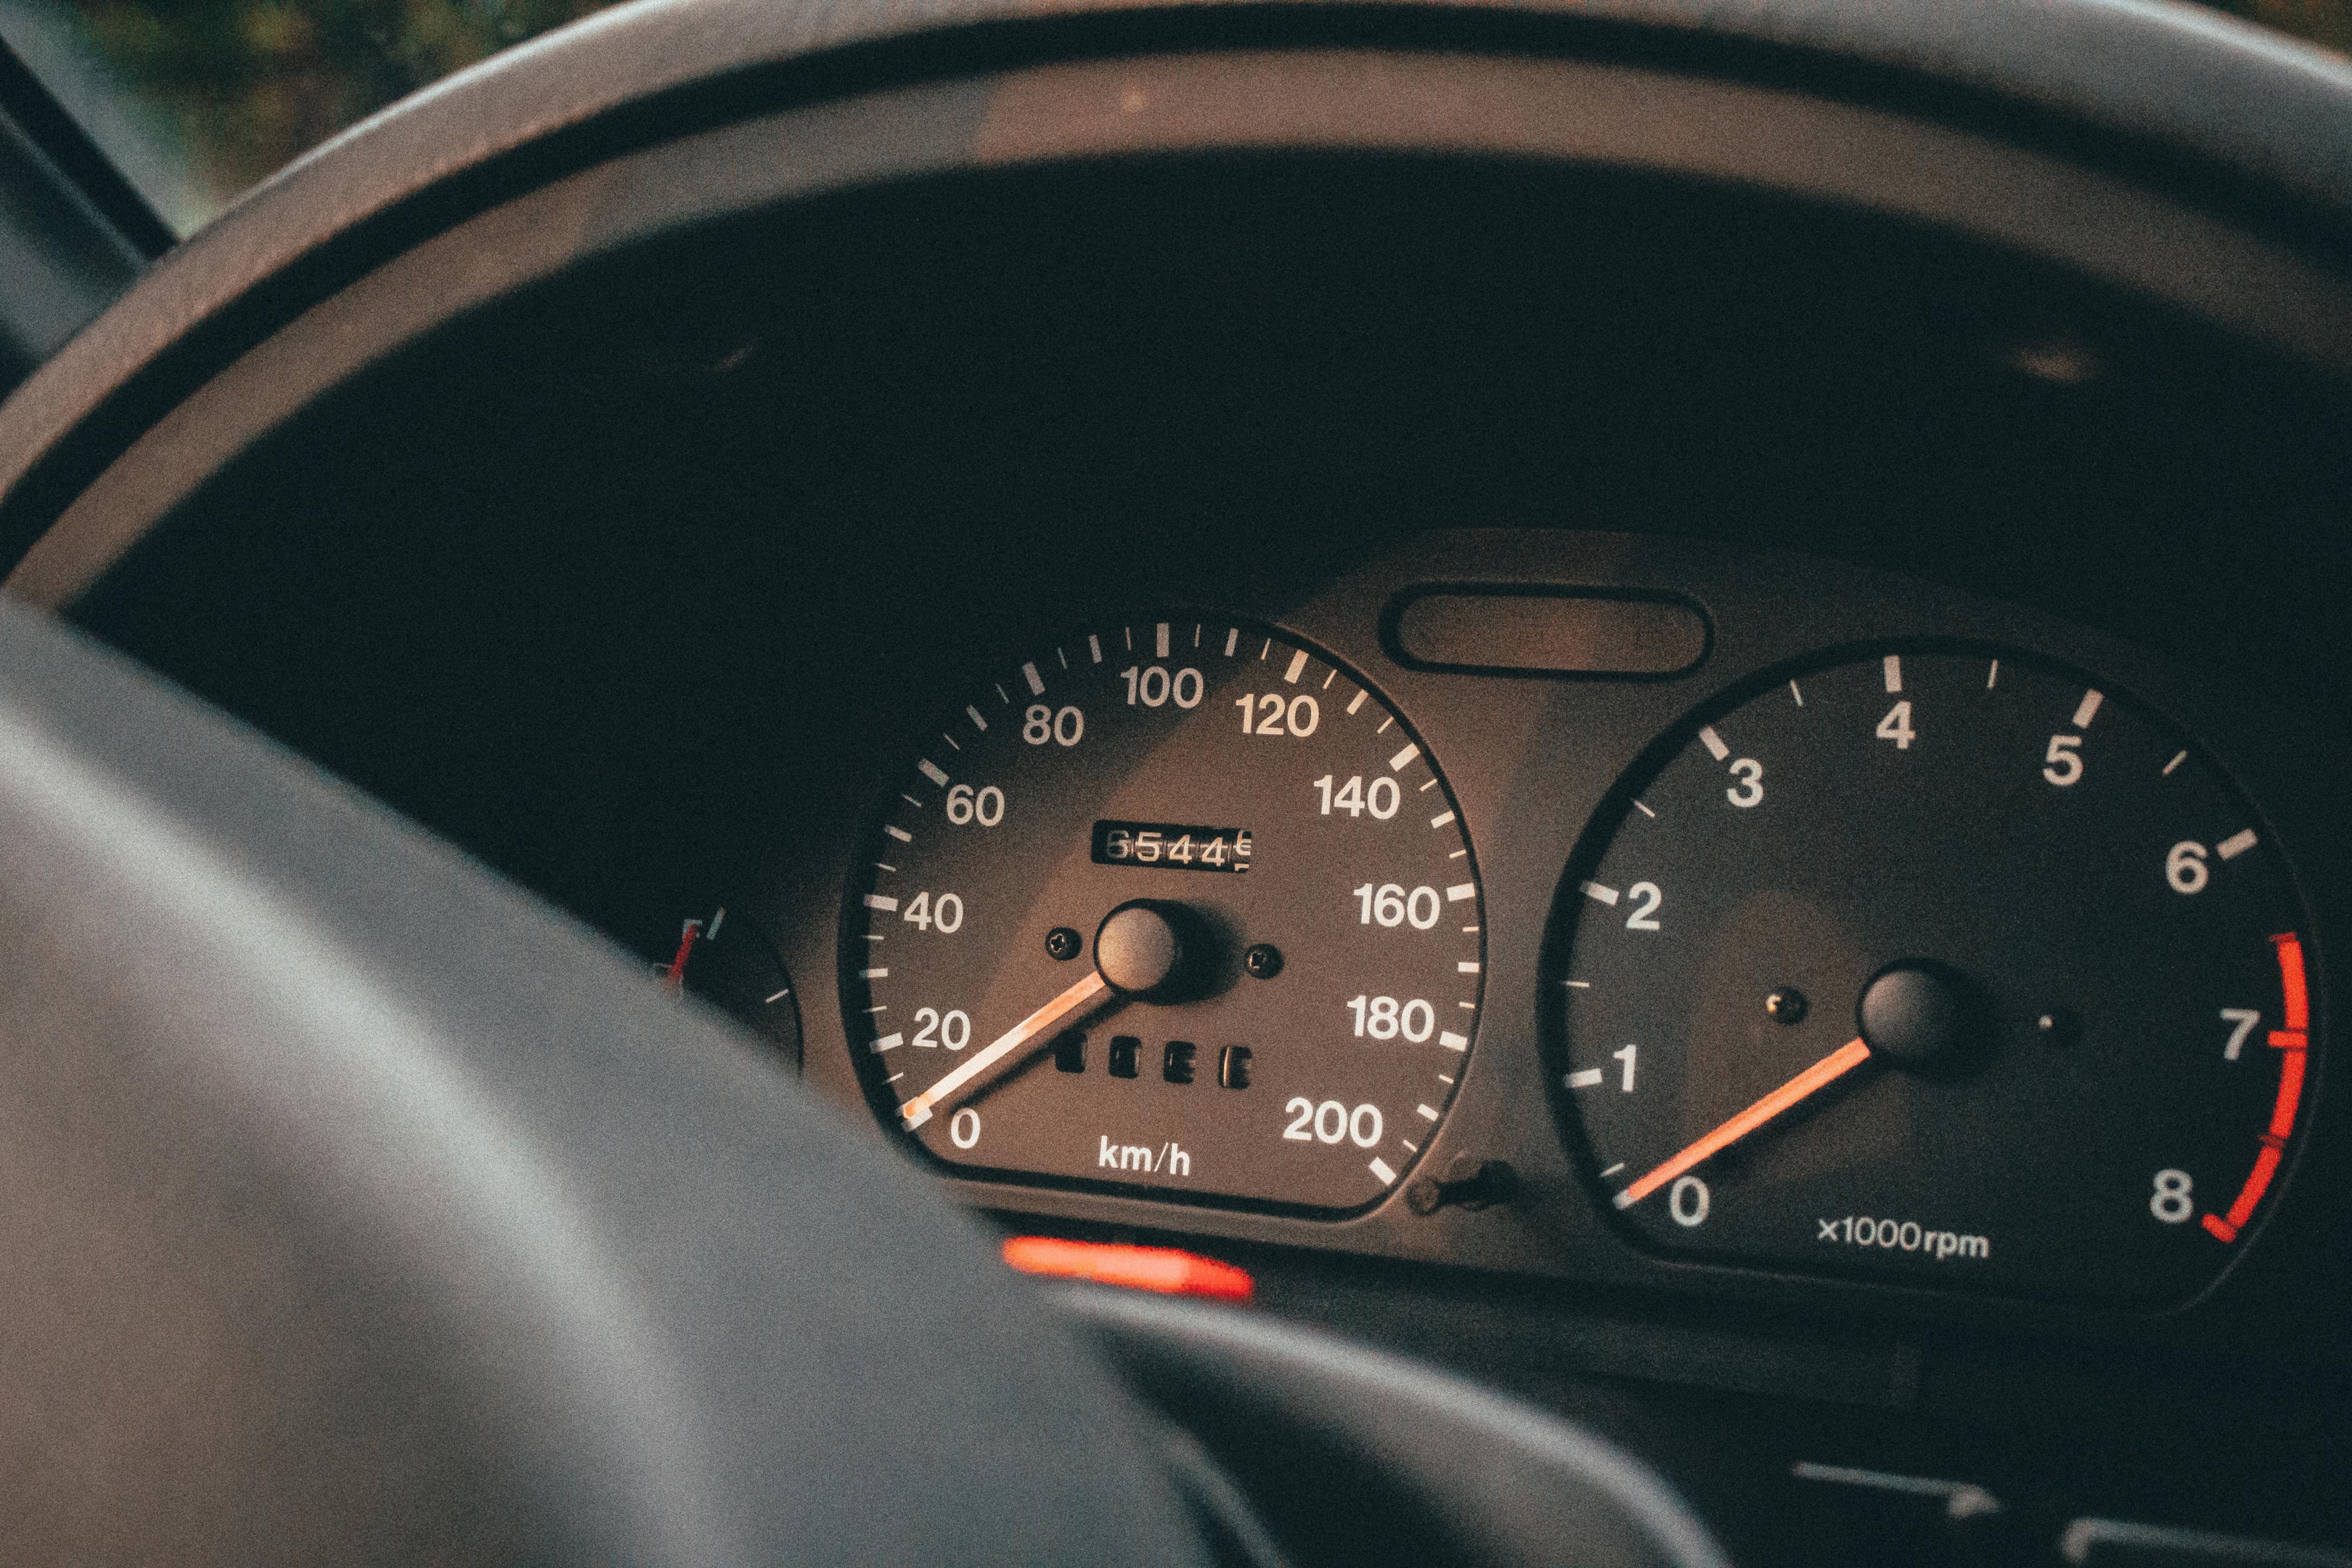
[899, 970, 1111, 1132]
[1613, 1037, 1874, 1210]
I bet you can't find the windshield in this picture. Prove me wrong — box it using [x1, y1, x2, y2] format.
[0, 0, 2347, 239]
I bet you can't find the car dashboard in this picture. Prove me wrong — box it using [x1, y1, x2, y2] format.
[4, 12, 2351, 1564]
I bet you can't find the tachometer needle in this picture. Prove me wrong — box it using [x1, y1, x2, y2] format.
[899, 969, 1112, 1131]
[1613, 1037, 1874, 1209]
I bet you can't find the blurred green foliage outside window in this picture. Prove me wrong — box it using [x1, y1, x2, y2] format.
[1, 0, 2348, 238]
[1, 1, 626, 233]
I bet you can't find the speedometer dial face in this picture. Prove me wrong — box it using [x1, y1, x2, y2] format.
[844, 616, 1482, 1212]
[1543, 648, 2319, 1304]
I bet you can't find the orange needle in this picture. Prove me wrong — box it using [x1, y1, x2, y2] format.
[899, 969, 1111, 1132]
[1614, 1037, 1874, 1209]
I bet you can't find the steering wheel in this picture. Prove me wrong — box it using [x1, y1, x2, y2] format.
[0, 0, 2344, 1558]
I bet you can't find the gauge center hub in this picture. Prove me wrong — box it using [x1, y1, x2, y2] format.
[1857, 962, 1969, 1066]
[1095, 900, 1195, 998]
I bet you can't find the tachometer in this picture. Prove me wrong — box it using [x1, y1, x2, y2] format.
[845, 616, 1482, 1212]
[1543, 647, 2319, 1304]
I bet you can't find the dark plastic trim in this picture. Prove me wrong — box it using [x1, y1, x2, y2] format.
[1, 0, 2352, 592]
[1060, 1282, 1734, 1567]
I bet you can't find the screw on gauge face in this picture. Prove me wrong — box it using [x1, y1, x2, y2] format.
[1244, 943, 1283, 980]
[2037, 1008, 2081, 1048]
[1045, 926, 1082, 961]
[1405, 1155, 1517, 1215]
[1765, 987, 1808, 1026]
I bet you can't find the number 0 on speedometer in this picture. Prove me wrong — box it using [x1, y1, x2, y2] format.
[844, 616, 1483, 1212]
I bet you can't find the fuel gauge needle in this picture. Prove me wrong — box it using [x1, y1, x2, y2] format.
[899, 970, 1111, 1132]
[1614, 1037, 1874, 1209]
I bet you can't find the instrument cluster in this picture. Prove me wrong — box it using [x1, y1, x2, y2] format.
[677, 529, 2334, 1320]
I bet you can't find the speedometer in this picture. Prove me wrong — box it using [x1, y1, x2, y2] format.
[844, 616, 1482, 1212]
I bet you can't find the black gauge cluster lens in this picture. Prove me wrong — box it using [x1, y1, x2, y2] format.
[1544, 648, 2316, 1303]
[842, 616, 1484, 1213]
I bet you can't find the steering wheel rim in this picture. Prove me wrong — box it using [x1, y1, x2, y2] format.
[4, 0, 2352, 602]
[0, 600, 1210, 1560]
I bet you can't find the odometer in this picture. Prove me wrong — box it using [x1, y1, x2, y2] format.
[1543, 647, 2321, 1304]
[846, 616, 1482, 1212]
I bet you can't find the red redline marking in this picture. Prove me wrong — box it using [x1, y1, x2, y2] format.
[2208, 934, 2311, 1244]
[2226, 1146, 2282, 1231]
[2273, 932, 2309, 1030]
[2269, 1048, 2308, 1140]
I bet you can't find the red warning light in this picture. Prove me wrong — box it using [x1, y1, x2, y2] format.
[1001, 1236, 1254, 1303]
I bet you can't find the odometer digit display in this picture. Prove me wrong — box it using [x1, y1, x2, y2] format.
[846, 616, 1482, 1212]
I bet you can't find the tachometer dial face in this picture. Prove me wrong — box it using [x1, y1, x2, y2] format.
[1544, 648, 2319, 1304]
[845, 617, 1482, 1212]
